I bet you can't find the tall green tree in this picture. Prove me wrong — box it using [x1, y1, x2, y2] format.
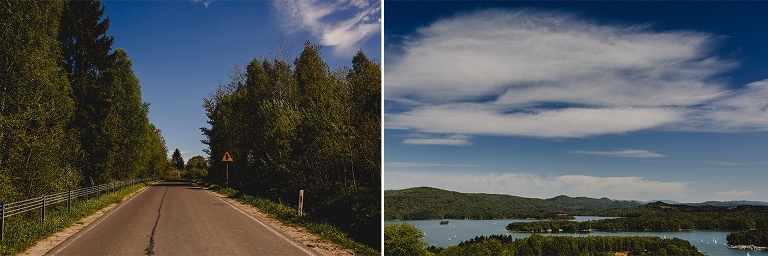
[0, 0, 80, 200]
[58, 0, 115, 184]
[100, 48, 152, 181]
[348, 50, 381, 186]
[186, 156, 208, 170]
[147, 124, 171, 179]
[171, 148, 184, 170]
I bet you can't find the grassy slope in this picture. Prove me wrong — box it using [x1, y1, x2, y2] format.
[210, 185, 380, 256]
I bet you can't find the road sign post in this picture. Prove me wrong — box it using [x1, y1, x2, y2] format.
[1, 202, 5, 241]
[298, 190, 304, 217]
[222, 151, 234, 188]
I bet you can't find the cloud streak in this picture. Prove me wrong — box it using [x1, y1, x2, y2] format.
[401, 134, 472, 146]
[386, 162, 480, 168]
[385, 171, 691, 201]
[388, 104, 681, 138]
[715, 190, 754, 198]
[273, 0, 380, 55]
[572, 149, 667, 158]
[385, 9, 768, 145]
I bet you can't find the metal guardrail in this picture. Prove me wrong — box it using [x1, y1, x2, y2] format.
[0, 177, 154, 241]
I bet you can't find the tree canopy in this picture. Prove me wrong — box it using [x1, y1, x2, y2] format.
[507, 202, 768, 233]
[0, 0, 171, 202]
[201, 41, 381, 249]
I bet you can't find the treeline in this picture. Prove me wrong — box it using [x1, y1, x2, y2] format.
[385, 187, 639, 220]
[727, 229, 768, 247]
[507, 220, 594, 233]
[508, 202, 768, 232]
[431, 234, 703, 256]
[384, 223, 703, 256]
[201, 41, 380, 249]
[1, 0, 170, 202]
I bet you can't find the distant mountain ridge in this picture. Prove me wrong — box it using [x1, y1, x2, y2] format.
[384, 187, 640, 220]
[640, 200, 768, 207]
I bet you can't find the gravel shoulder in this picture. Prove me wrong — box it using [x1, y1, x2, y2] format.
[204, 189, 355, 256]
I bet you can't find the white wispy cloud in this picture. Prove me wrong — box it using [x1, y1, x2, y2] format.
[273, 0, 380, 55]
[402, 134, 472, 146]
[687, 80, 768, 132]
[192, 0, 212, 8]
[386, 162, 480, 168]
[385, 9, 768, 144]
[714, 189, 754, 198]
[385, 171, 691, 201]
[387, 104, 681, 138]
[707, 161, 768, 166]
[572, 149, 667, 158]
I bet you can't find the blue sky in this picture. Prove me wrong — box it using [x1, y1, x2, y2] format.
[103, 0, 381, 160]
[384, 1, 768, 202]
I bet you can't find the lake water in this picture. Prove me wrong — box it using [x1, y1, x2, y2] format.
[386, 217, 767, 256]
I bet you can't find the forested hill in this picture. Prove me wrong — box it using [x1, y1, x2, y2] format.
[384, 187, 640, 220]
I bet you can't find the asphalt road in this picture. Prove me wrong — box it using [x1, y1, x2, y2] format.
[46, 181, 318, 255]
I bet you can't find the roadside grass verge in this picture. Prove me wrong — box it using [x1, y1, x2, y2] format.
[210, 184, 379, 256]
[0, 181, 155, 255]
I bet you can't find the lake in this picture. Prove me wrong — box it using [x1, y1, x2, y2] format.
[386, 217, 767, 256]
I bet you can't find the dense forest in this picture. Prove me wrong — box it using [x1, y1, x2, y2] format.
[432, 234, 703, 256]
[0, 1, 170, 203]
[726, 229, 768, 247]
[200, 41, 380, 248]
[507, 202, 768, 232]
[384, 223, 703, 256]
[384, 187, 639, 220]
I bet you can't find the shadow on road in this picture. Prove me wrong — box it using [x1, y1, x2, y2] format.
[151, 181, 196, 187]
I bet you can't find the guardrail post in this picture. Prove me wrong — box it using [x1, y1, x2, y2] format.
[41, 194, 46, 221]
[85, 186, 89, 201]
[67, 189, 71, 213]
[1, 202, 5, 241]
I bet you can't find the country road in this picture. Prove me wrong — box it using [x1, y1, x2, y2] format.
[46, 181, 318, 255]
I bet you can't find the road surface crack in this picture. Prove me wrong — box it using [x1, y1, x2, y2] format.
[145, 187, 168, 255]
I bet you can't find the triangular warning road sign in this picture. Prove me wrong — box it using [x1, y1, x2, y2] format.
[222, 151, 234, 162]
